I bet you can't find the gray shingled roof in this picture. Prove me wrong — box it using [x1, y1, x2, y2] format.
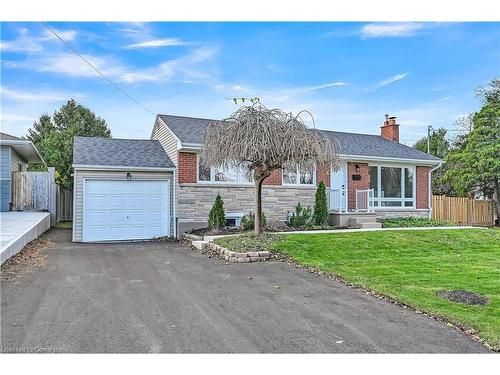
[73, 137, 174, 168]
[0, 132, 24, 141]
[158, 114, 441, 162]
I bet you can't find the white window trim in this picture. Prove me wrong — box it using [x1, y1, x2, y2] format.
[225, 212, 244, 227]
[369, 164, 416, 209]
[196, 155, 253, 185]
[282, 164, 317, 186]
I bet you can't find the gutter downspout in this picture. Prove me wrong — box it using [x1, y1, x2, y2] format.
[173, 169, 177, 238]
[428, 163, 443, 219]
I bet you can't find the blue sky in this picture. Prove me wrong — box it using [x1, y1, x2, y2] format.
[1, 22, 499, 144]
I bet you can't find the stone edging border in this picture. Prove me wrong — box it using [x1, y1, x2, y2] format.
[206, 242, 270, 262]
[182, 233, 270, 263]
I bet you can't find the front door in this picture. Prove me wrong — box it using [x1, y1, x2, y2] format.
[330, 162, 347, 211]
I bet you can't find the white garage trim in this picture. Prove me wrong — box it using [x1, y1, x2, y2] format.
[82, 178, 171, 242]
[73, 164, 175, 172]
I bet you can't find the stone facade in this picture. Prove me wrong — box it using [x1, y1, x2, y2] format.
[177, 183, 316, 232]
[375, 210, 429, 219]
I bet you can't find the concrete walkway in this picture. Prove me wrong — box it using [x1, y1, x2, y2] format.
[0, 212, 51, 263]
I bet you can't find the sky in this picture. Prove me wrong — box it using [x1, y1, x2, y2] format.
[1, 22, 499, 145]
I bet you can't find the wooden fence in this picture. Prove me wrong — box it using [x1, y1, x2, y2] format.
[432, 195, 494, 226]
[57, 187, 73, 221]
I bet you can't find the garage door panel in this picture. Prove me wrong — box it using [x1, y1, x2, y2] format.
[86, 196, 106, 209]
[83, 180, 170, 242]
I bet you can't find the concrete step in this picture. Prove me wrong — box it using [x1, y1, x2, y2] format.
[357, 222, 382, 229]
[191, 240, 208, 250]
[350, 216, 378, 224]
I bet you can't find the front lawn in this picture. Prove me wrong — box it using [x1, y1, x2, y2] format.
[273, 229, 500, 349]
[216, 228, 500, 349]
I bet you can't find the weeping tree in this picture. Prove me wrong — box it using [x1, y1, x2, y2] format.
[201, 102, 339, 235]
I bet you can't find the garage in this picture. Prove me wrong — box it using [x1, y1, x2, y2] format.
[72, 136, 176, 242]
[83, 180, 170, 241]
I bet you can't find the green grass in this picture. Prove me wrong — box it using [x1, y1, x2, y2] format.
[218, 228, 499, 349]
[381, 217, 455, 228]
[56, 221, 72, 229]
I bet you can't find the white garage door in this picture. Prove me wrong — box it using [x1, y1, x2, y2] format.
[83, 180, 170, 242]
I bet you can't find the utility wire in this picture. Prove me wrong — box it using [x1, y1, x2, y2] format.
[41, 22, 156, 116]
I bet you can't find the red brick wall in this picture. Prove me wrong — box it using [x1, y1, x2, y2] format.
[316, 163, 331, 187]
[263, 169, 282, 185]
[178, 152, 197, 183]
[347, 162, 369, 209]
[416, 166, 430, 209]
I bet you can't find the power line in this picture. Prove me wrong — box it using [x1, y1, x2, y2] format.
[41, 22, 156, 116]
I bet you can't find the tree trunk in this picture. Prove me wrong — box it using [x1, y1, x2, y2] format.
[255, 176, 265, 235]
[494, 177, 500, 227]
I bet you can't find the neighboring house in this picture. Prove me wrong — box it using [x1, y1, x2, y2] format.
[71, 113, 442, 242]
[71, 137, 176, 242]
[151, 114, 442, 234]
[0, 132, 44, 212]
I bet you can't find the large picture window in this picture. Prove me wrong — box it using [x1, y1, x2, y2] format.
[282, 163, 315, 185]
[197, 156, 253, 184]
[368, 165, 415, 208]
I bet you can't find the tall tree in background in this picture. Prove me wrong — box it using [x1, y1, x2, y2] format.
[27, 99, 111, 189]
[445, 79, 500, 223]
[413, 128, 453, 195]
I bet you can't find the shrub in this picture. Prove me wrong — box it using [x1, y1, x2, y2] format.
[208, 193, 226, 230]
[287, 202, 314, 228]
[240, 211, 267, 230]
[314, 181, 329, 226]
[381, 217, 455, 228]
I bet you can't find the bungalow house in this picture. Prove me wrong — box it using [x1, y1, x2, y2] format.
[0, 132, 44, 211]
[71, 113, 442, 242]
[150, 114, 442, 234]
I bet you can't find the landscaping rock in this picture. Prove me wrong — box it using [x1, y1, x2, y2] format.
[235, 253, 248, 258]
[237, 258, 250, 263]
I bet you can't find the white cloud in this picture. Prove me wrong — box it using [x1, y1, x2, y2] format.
[5, 46, 218, 84]
[0, 86, 83, 102]
[126, 38, 186, 49]
[0, 27, 77, 53]
[360, 23, 424, 38]
[120, 46, 217, 83]
[213, 84, 250, 92]
[375, 72, 409, 88]
[1, 113, 37, 123]
[298, 82, 347, 92]
[212, 80, 347, 103]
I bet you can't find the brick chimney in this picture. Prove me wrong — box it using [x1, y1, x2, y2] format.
[380, 114, 399, 142]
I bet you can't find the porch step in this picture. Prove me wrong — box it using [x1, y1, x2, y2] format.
[351, 216, 378, 224]
[348, 216, 381, 229]
[356, 222, 382, 229]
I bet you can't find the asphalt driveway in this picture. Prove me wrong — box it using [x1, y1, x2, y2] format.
[0, 229, 488, 353]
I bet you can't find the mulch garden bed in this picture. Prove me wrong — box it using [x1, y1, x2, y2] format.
[1, 238, 54, 280]
[188, 224, 349, 237]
